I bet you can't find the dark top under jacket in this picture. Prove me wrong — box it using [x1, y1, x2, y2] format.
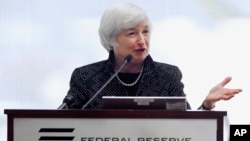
[66, 51, 191, 109]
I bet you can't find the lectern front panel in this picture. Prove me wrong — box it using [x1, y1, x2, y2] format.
[4, 109, 228, 141]
[13, 118, 217, 141]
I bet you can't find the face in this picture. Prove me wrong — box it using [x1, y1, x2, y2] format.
[114, 19, 150, 65]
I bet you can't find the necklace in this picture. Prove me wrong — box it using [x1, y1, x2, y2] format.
[116, 65, 144, 87]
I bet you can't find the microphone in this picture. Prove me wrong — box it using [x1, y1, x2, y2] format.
[58, 95, 76, 109]
[81, 54, 133, 109]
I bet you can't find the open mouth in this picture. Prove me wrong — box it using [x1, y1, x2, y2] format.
[135, 48, 146, 53]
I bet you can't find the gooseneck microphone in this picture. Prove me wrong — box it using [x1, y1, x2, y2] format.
[58, 95, 76, 109]
[81, 54, 133, 109]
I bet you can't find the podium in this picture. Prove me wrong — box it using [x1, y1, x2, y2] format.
[4, 109, 229, 141]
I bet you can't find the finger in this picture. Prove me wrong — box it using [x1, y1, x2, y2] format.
[223, 94, 235, 100]
[225, 89, 242, 95]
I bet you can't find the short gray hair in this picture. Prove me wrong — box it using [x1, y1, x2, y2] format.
[98, 3, 151, 51]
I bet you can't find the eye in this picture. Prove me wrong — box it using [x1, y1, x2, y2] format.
[127, 31, 136, 37]
[128, 31, 135, 35]
[143, 29, 150, 34]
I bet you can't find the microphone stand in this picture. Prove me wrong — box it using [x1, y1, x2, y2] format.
[81, 55, 132, 109]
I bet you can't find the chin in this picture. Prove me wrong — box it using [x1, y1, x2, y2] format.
[132, 56, 147, 63]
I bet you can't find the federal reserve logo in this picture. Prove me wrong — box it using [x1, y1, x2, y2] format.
[38, 128, 75, 141]
[37, 128, 192, 141]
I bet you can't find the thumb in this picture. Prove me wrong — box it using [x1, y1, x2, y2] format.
[218, 76, 232, 87]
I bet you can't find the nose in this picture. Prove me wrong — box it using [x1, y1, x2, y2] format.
[137, 33, 146, 45]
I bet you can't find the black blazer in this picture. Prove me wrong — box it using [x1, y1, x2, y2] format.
[66, 51, 191, 109]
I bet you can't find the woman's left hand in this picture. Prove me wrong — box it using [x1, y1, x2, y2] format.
[203, 76, 242, 109]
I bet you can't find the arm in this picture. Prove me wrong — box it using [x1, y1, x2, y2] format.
[66, 68, 88, 109]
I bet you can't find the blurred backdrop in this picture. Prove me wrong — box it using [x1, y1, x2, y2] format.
[1, 0, 250, 140]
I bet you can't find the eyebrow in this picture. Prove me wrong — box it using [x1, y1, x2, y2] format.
[127, 25, 150, 31]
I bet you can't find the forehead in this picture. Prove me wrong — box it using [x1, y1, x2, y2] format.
[123, 19, 150, 31]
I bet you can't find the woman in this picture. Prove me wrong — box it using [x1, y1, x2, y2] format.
[62, 3, 242, 110]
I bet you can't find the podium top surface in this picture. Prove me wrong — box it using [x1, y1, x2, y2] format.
[4, 109, 227, 119]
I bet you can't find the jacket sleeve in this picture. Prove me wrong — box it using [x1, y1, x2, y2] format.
[167, 66, 191, 109]
[66, 68, 88, 109]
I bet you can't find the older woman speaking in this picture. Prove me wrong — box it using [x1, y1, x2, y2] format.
[60, 3, 242, 110]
